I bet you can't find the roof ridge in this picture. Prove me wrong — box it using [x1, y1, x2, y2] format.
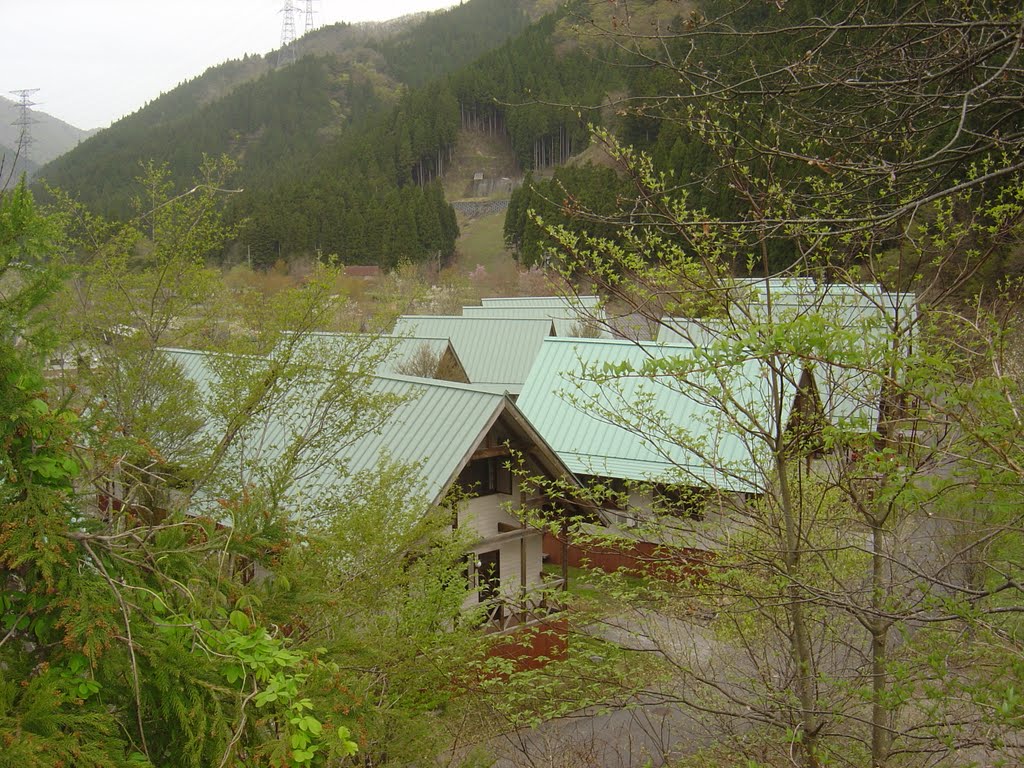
[480, 294, 600, 299]
[373, 372, 510, 396]
[542, 336, 697, 350]
[289, 330, 453, 343]
[395, 315, 555, 324]
[159, 346, 262, 362]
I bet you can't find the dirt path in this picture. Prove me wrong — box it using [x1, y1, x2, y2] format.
[484, 611, 726, 768]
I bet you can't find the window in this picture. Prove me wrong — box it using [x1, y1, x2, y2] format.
[457, 458, 512, 497]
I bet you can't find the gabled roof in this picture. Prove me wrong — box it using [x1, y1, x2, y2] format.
[162, 348, 572, 511]
[739, 280, 918, 430]
[517, 338, 802, 493]
[655, 315, 885, 430]
[659, 281, 918, 431]
[391, 315, 555, 393]
[282, 332, 468, 381]
[461, 305, 609, 338]
[733, 278, 917, 332]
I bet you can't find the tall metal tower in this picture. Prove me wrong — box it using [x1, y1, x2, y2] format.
[304, 0, 316, 34]
[9, 89, 40, 167]
[277, 1, 298, 68]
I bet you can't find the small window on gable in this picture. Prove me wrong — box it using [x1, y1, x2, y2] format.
[458, 457, 513, 497]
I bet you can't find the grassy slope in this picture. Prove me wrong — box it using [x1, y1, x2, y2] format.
[456, 212, 510, 271]
[443, 127, 521, 284]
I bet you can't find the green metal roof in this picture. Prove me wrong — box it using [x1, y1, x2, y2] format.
[658, 281, 918, 431]
[391, 315, 555, 393]
[162, 348, 517, 512]
[742, 282, 917, 431]
[517, 338, 802, 493]
[480, 295, 602, 309]
[462, 304, 612, 338]
[733, 278, 915, 328]
[282, 332, 467, 380]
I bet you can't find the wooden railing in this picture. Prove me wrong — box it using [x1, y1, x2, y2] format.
[481, 578, 566, 633]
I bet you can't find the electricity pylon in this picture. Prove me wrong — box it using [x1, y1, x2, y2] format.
[277, 1, 298, 68]
[304, 0, 316, 34]
[9, 89, 40, 166]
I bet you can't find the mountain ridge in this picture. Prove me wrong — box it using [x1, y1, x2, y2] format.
[0, 96, 97, 180]
[37, 0, 543, 217]
[34, 0, 691, 269]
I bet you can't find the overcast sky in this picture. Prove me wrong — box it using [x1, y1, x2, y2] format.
[2, 1, 459, 131]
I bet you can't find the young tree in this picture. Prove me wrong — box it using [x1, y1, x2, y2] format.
[3, 169, 483, 766]
[497, 2, 1024, 766]
[2, 174, 374, 768]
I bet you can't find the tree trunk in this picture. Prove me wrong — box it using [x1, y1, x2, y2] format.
[777, 456, 822, 768]
[870, 517, 891, 767]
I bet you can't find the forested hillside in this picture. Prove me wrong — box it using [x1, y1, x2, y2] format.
[40, 0, 1020, 287]
[34, 0, 541, 266]
[34, 0, 666, 269]
[504, 0, 1024, 286]
[0, 143, 38, 183]
[0, 96, 95, 165]
[233, 0, 635, 266]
